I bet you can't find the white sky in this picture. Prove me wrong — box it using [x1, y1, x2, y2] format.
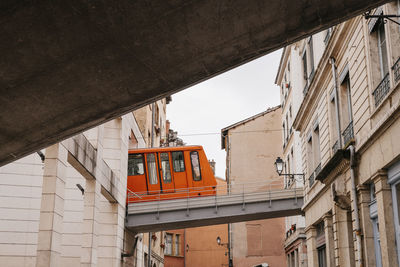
[167, 49, 282, 179]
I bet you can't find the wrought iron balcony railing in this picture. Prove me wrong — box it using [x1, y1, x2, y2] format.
[393, 57, 400, 83]
[342, 121, 354, 146]
[315, 163, 321, 177]
[303, 81, 309, 96]
[309, 172, 315, 187]
[332, 140, 339, 154]
[372, 73, 390, 107]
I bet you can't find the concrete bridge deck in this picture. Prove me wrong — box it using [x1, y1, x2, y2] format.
[125, 180, 304, 233]
[0, 0, 390, 166]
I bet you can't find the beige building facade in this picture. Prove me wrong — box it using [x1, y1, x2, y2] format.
[0, 99, 168, 266]
[279, 2, 400, 267]
[221, 106, 287, 267]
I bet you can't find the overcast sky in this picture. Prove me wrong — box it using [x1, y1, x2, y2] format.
[167, 49, 282, 178]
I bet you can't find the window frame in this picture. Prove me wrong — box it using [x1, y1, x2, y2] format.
[190, 151, 202, 181]
[160, 152, 172, 183]
[171, 151, 185, 172]
[147, 153, 158, 185]
[165, 233, 173, 255]
[388, 160, 400, 266]
[128, 153, 145, 176]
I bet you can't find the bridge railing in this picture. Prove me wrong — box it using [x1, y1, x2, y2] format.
[127, 178, 303, 204]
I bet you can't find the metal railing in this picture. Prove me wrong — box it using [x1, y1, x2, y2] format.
[308, 172, 315, 187]
[372, 73, 390, 107]
[393, 57, 400, 83]
[126, 178, 302, 206]
[315, 163, 321, 177]
[332, 140, 339, 154]
[342, 121, 354, 146]
[303, 81, 309, 96]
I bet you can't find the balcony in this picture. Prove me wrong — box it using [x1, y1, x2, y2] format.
[303, 81, 309, 96]
[393, 57, 400, 84]
[332, 140, 339, 154]
[315, 163, 321, 176]
[342, 121, 354, 147]
[309, 172, 315, 187]
[372, 73, 390, 107]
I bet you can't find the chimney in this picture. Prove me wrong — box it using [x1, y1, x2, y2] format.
[209, 160, 216, 175]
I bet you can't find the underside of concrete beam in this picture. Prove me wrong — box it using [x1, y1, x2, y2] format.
[126, 197, 303, 233]
[0, 0, 390, 165]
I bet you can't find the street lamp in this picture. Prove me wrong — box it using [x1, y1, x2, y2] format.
[274, 157, 284, 175]
[274, 157, 305, 184]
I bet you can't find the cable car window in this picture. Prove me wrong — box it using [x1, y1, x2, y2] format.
[190, 151, 202, 181]
[147, 153, 158, 184]
[128, 154, 144, 176]
[172, 151, 185, 172]
[160, 153, 172, 183]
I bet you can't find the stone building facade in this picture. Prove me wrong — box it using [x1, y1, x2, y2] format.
[0, 99, 168, 266]
[278, 2, 400, 266]
[221, 106, 286, 267]
[275, 43, 310, 267]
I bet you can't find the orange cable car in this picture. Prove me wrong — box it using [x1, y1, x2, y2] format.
[127, 146, 217, 203]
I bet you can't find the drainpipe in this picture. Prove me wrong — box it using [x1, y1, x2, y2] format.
[151, 102, 155, 148]
[148, 102, 156, 267]
[349, 145, 363, 267]
[330, 57, 342, 148]
[226, 134, 233, 267]
[184, 229, 186, 267]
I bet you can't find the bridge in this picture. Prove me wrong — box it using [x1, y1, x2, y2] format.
[0, 0, 390, 166]
[125, 180, 304, 233]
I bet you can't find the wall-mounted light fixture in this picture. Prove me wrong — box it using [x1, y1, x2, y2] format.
[274, 157, 305, 184]
[76, 184, 84, 195]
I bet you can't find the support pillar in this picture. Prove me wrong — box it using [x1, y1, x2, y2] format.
[323, 213, 335, 267]
[333, 204, 355, 267]
[36, 144, 68, 267]
[81, 179, 101, 267]
[305, 226, 317, 267]
[358, 185, 376, 267]
[373, 171, 397, 267]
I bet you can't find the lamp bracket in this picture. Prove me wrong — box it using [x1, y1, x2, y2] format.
[364, 11, 400, 26]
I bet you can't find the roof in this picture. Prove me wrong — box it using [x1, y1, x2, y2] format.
[129, 145, 203, 154]
[220, 105, 281, 149]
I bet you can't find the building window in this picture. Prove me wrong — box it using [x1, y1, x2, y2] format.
[377, 19, 389, 78]
[307, 132, 314, 186]
[286, 114, 289, 141]
[324, 28, 332, 44]
[160, 153, 172, 183]
[316, 221, 327, 267]
[190, 151, 202, 181]
[147, 153, 158, 185]
[283, 122, 286, 148]
[370, 183, 383, 267]
[302, 36, 315, 95]
[369, 14, 391, 107]
[329, 90, 339, 153]
[339, 73, 354, 147]
[313, 123, 321, 172]
[302, 51, 308, 84]
[318, 246, 327, 267]
[128, 154, 144, 176]
[174, 234, 180, 256]
[165, 233, 173, 255]
[388, 161, 400, 266]
[172, 151, 185, 172]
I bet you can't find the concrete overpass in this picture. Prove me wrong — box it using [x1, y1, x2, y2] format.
[125, 182, 303, 233]
[0, 0, 390, 166]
